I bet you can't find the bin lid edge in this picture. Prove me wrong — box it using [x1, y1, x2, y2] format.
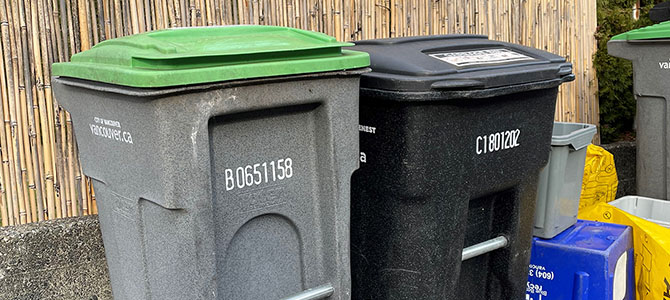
[611, 21, 670, 41]
[52, 26, 371, 88]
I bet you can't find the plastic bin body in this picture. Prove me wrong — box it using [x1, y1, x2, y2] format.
[51, 26, 369, 300]
[609, 23, 670, 200]
[349, 35, 573, 300]
[526, 220, 635, 300]
[610, 195, 670, 228]
[534, 122, 597, 238]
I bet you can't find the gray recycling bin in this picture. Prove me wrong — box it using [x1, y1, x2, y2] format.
[610, 195, 670, 228]
[609, 22, 670, 200]
[51, 26, 369, 300]
[533, 122, 597, 239]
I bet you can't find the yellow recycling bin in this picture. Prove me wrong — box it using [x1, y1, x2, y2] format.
[579, 203, 670, 300]
[580, 144, 619, 208]
[579, 144, 670, 299]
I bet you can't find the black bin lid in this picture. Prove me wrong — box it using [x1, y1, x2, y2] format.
[350, 35, 573, 94]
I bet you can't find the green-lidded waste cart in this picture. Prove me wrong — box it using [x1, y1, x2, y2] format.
[52, 26, 369, 300]
[609, 22, 670, 200]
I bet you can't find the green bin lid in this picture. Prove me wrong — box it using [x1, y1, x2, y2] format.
[52, 26, 370, 88]
[611, 21, 670, 41]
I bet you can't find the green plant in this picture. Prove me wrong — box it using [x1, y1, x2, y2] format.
[595, 0, 661, 143]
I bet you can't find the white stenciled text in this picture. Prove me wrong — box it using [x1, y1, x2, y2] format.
[225, 158, 294, 191]
[476, 129, 520, 155]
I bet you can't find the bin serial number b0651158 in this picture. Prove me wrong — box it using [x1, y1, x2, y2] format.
[476, 129, 520, 155]
[224, 158, 294, 191]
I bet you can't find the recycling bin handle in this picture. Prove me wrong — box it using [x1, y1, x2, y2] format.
[280, 284, 334, 300]
[430, 79, 485, 90]
[560, 73, 576, 83]
[461, 236, 509, 261]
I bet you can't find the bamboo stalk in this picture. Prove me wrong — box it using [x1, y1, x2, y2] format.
[143, 0, 152, 31]
[52, 107, 64, 217]
[71, 0, 82, 53]
[50, 0, 64, 62]
[90, 179, 96, 214]
[136, 0, 145, 32]
[67, 125, 82, 216]
[11, 0, 34, 224]
[129, 0, 139, 34]
[64, 111, 77, 216]
[76, 162, 86, 215]
[4, 0, 18, 226]
[180, 0, 187, 26]
[121, 0, 130, 35]
[174, 0, 183, 27]
[23, 0, 46, 222]
[0, 0, 26, 225]
[89, 0, 99, 45]
[0, 172, 6, 226]
[0, 4, 11, 226]
[152, 0, 160, 29]
[76, 0, 89, 50]
[8, 0, 31, 224]
[334, 0, 341, 40]
[188, 0, 198, 26]
[113, 0, 121, 36]
[101, 0, 110, 40]
[214, 0, 222, 25]
[197, 0, 205, 26]
[205, 0, 217, 26]
[63, 0, 73, 55]
[166, 0, 175, 26]
[42, 0, 57, 64]
[155, 0, 164, 29]
[19, 26, 43, 223]
[29, 0, 56, 220]
[222, 0, 231, 24]
[38, 0, 60, 220]
[57, 109, 69, 216]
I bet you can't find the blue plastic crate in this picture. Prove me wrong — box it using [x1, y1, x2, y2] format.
[526, 220, 635, 300]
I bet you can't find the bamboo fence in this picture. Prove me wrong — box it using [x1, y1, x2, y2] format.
[0, 0, 598, 227]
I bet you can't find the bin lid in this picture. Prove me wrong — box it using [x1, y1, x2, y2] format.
[52, 26, 370, 88]
[350, 35, 573, 93]
[611, 21, 670, 41]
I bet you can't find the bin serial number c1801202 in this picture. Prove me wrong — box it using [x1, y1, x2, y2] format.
[476, 129, 520, 155]
[225, 158, 294, 191]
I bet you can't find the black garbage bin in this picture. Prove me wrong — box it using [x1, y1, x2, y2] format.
[349, 35, 574, 300]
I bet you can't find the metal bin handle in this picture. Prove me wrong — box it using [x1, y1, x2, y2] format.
[461, 235, 509, 261]
[280, 284, 334, 300]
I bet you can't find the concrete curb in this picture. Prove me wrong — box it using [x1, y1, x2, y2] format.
[0, 215, 111, 300]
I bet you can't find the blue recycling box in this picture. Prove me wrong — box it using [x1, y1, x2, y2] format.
[526, 220, 635, 300]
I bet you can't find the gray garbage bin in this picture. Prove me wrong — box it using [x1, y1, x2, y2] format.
[533, 122, 597, 239]
[51, 26, 369, 300]
[609, 22, 670, 200]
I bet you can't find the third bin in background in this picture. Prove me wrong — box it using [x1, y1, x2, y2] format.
[349, 35, 574, 300]
[609, 22, 670, 200]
